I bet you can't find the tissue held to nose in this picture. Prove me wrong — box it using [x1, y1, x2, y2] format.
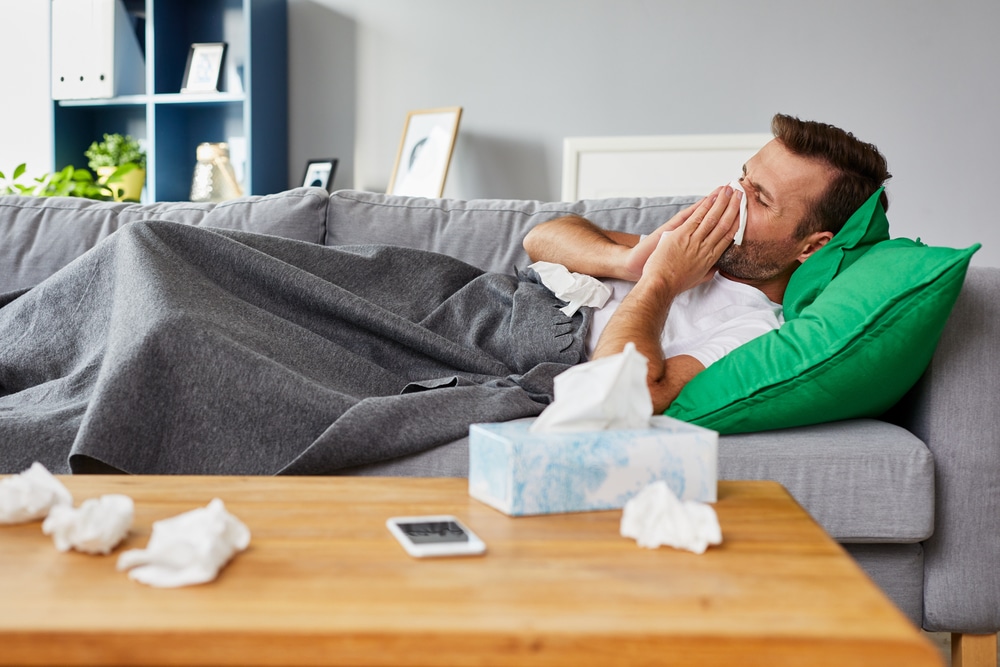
[620, 480, 722, 554]
[0, 462, 73, 524]
[117, 498, 250, 588]
[43, 495, 134, 554]
[728, 180, 748, 246]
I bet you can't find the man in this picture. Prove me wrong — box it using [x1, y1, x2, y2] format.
[523, 113, 891, 412]
[0, 114, 889, 476]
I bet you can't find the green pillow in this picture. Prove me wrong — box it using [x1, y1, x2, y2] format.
[782, 188, 890, 321]
[665, 238, 979, 434]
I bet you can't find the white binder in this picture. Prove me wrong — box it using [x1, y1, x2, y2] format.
[51, 0, 145, 100]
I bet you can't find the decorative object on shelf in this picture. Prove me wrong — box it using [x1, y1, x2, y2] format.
[85, 132, 147, 202]
[181, 42, 227, 94]
[388, 107, 462, 198]
[301, 158, 338, 193]
[190, 142, 244, 203]
[51, 0, 145, 101]
[51, 0, 288, 202]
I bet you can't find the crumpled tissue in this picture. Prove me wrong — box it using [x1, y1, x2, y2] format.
[620, 480, 722, 554]
[0, 462, 73, 524]
[729, 180, 748, 246]
[42, 494, 134, 554]
[117, 498, 250, 588]
[530, 342, 652, 433]
[528, 260, 612, 316]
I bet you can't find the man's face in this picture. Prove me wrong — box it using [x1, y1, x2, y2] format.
[716, 139, 833, 283]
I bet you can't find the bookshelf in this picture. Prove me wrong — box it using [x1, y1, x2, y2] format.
[51, 0, 288, 202]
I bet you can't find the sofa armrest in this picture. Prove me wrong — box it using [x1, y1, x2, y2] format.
[896, 266, 1000, 632]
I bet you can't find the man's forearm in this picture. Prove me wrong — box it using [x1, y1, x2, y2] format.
[592, 275, 673, 375]
[589, 187, 741, 411]
[522, 215, 640, 279]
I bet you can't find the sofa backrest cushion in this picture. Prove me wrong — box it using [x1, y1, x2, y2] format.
[666, 238, 980, 433]
[0, 188, 328, 293]
[325, 190, 701, 274]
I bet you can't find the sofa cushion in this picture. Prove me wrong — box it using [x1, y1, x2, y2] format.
[340, 416, 933, 544]
[666, 239, 979, 433]
[718, 419, 935, 543]
[0, 188, 329, 293]
[325, 190, 701, 274]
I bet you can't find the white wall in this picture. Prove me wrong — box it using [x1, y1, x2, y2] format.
[0, 1, 52, 176]
[287, 0, 1000, 266]
[3, 1, 997, 265]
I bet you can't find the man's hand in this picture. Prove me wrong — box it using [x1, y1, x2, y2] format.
[592, 186, 743, 411]
[621, 197, 702, 279]
[640, 186, 742, 293]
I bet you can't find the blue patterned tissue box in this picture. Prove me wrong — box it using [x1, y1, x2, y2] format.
[468, 416, 717, 516]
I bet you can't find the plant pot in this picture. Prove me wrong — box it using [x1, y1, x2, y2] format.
[97, 166, 145, 202]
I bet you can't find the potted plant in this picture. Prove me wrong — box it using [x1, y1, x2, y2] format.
[84, 133, 147, 202]
[1, 163, 116, 200]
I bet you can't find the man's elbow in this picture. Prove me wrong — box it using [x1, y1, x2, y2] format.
[522, 225, 544, 260]
[649, 355, 705, 413]
[522, 215, 580, 261]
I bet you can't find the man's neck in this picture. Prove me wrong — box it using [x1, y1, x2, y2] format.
[719, 270, 794, 305]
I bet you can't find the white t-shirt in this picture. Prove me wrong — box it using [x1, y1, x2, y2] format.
[585, 273, 783, 367]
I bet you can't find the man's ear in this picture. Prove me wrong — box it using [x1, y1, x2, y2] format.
[796, 231, 834, 264]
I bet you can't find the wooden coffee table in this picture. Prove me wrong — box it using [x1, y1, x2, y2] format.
[0, 476, 942, 666]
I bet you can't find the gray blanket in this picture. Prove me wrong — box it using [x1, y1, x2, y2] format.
[0, 221, 588, 475]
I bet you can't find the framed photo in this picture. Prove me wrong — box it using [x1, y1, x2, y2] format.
[181, 42, 227, 93]
[388, 107, 462, 198]
[561, 133, 772, 200]
[302, 158, 338, 192]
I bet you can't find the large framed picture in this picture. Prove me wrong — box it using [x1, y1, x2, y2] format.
[561, 133, 772, 200]
[302, 158, 338, 192]
[388, 107, 462, 198]
[181, 42, 227, 93]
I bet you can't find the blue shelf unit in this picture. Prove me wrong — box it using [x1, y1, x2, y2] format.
[52, 0, 288, 202]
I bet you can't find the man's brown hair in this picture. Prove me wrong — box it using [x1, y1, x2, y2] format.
[771, 113, 891, 238]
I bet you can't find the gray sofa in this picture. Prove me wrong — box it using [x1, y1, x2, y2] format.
[1, 188, 997, 657]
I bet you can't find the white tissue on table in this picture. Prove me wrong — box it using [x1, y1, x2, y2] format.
[117, 498, 250, 588]
[0, 462, 73, 524]
[42, 494, 134, 554]
[530, 342, 652, 433]
[620, 480, 722, 554]
[528, 260, 613, 316]
[728, 180, 748, 246]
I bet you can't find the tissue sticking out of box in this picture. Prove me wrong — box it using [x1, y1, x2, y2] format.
[531, 342, 652, 433]
[729, 179, 748, 246]
[117, 498, 250, 588]
[528, 260, 612, 316]
[42, 494, 134, 555]
[620, 480, 722, 554]
[0, 462, 73, 524]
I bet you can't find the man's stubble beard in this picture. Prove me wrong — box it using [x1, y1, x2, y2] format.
[715, 238, 800, 282]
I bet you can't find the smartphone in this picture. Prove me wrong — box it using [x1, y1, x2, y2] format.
[386, 515, 487, 558]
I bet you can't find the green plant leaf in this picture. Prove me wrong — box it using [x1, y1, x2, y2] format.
[85, 133, 147, 170]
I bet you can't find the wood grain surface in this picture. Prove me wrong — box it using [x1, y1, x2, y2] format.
[0, 476, 943, 666]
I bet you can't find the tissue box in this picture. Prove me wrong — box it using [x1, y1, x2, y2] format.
[468, 416, 717, 516]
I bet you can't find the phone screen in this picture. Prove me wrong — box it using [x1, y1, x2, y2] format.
[396, 520, 470, 544]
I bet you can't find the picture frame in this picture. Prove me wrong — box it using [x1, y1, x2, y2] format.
[561, 133, 772, 200]
[181, 42, 227, 94]
[301, 158, 338, 192]
[388, 107, 462, 198]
